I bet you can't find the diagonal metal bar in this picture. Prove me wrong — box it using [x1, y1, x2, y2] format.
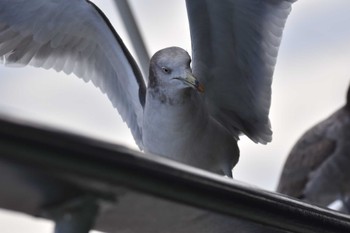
[113, 0, 150, 79]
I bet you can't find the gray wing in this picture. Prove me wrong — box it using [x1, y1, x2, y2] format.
[277, 122, 336, 198]
[0, 0, 146, 148]
[186, 0, 295, 143]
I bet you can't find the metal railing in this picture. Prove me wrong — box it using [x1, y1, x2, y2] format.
[0, 115, 349, 233]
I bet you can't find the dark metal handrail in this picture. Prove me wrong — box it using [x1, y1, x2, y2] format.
[0, 114, 349, 233]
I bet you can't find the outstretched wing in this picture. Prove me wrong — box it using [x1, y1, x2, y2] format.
[186, 0, 295, 143]
[0, 0, 146, 148]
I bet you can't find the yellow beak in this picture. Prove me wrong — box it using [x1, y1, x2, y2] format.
[185, 73, 205, 93]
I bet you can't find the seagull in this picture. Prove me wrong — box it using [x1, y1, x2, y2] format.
[277, 84, 350, 213]
[0, 0, 295, 177]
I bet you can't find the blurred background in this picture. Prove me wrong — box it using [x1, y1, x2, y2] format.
[0, 0, 349, 232]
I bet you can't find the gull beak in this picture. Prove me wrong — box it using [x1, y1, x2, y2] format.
[184, 73, 205, 93]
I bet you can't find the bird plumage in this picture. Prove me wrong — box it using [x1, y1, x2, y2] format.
[277, 85, 350, 212]
[0, 0, 295, 176]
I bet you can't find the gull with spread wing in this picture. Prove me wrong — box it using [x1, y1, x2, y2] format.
[0, 0, 296, 177]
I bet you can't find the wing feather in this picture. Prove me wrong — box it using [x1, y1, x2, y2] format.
[186, 0, 296, 143]
[0, 0, 146, 148]
[277, 134, 336, 198]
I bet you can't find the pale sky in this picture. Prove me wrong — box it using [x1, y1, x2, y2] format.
[0, 0, 350, 232]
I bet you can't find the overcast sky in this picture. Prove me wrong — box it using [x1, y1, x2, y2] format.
[0, 0, 350, 232]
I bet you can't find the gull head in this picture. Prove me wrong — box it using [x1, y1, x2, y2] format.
[148, 47, 204, 93]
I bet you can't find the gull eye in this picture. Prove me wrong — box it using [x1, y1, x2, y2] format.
[161, 67, 171, 74]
